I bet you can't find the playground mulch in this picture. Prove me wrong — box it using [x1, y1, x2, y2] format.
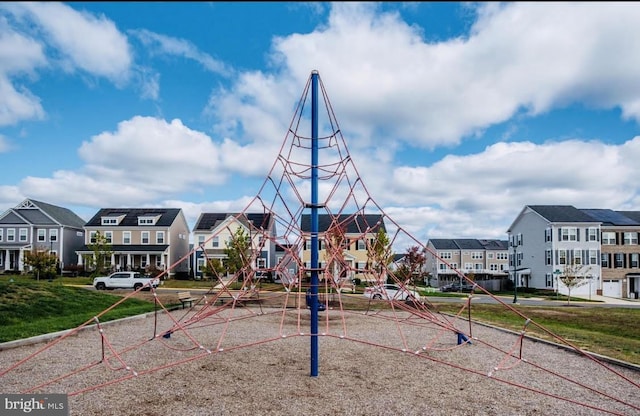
[1, 303, 638, 416]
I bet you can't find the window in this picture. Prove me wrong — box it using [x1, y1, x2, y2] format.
[104, 231, 113, 244]
[141, 232, 150, 244]
[471, 252, 482, 259]
[123, 231, 131, 245]
[602, 232, 616, 245]
[624, 232, 638, 245]
[614, 253, 625, 268]
[198, 235, 205, 247]
[440, 252, 452, 259]
[37, 229, 46, 242]
[197, 258, 205, 273]
[545, 273, 552, 287]
[49, 229, 58, 242]
[257, 258, 266, 268]
[496, 252, 508, 260]
[101, 218, 118, 225]
[561, 227, 578, 241]
[138, 217, 156, 225]
[545, 228, 552, 242]
[601, 253, 609, 268]
[631, 253, 639, 268]
[357, 239, 366, 250]
[439, 263, 447, 271]
[545, 249, 552, 265]
[19, 228, 28, 242]
[156, 231, 165, 244]
[489, 264, 499, 271]
[212, 236, 219, 248]
[487, 253, 494, 259]
[573, 249, 582, 265]
[89, 231, 97, 244]
[589, 250, 598, 265]
[0, 229, 3, 242]
[475, 263, 483, 270]
[559, 250, 567, 265]
[7, 229, 15, 242]
[464, 263, 473, 270]
[587, 228, 599, 241]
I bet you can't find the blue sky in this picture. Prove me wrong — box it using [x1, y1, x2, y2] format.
[1, 2, 640, 249]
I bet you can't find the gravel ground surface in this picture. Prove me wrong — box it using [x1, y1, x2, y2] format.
[1, 297, 639, 416]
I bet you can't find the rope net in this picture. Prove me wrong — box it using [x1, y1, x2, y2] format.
[1, 72, 638, 415]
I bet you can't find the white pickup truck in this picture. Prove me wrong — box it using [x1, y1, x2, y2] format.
[93, 271, 160, 291]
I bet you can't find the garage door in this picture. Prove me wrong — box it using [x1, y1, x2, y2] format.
[602, 279, 621, 298]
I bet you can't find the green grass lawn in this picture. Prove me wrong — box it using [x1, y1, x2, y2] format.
[433, 303, 640, 365]
[0, 278, 157, 342]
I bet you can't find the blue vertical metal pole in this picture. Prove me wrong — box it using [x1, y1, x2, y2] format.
[310, 70, 320, 377]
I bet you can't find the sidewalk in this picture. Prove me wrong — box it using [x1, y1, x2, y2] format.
[583, 294, 640, 305]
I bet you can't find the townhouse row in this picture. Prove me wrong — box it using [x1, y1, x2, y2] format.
[0, 199, 387, 282]
[426, 205, 640, 300]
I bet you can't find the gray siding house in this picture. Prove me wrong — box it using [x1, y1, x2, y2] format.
[0, 198, 86, 273]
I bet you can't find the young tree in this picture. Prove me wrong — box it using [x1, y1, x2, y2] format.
[201, 258, 225, 280]
[559, 260, 592, 305]
[367, 228, 393, 283]
[323, 223, 347, 285]
[402, 245, 427, 285]
[224, 227, 251, 276]
[23, 249, 57, 281]
[86, 231, 113, 277]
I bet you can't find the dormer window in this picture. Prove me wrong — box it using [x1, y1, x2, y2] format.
[101, 215, 125, 226]
[138, 215, 160, 226]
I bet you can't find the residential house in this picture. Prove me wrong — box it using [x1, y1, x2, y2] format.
[192, 212, 276, 279]
[0, 198, 86, 273]
[425, 238, 509, 290]
[580, 209, 640, 299]
[76, 208, 190, 278]
[300, 214, 386, 283]
[507, 205, 640, 299]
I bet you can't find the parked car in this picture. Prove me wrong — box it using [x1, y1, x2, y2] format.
[440, 282, 476, 293]
[363, 283, 421, 301]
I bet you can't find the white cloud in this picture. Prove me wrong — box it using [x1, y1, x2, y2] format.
[8, 2, 132, 84]
[130, 29, 232, 77]
[252, 2, 640, 150]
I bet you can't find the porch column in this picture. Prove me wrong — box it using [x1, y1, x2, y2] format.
[4, 250, 9, 271]
[146, 254, 150, 267]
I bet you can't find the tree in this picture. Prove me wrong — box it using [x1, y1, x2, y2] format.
[224, 227, 251, 276]
[559, 260, 592, 305]
[23, 249, 57, 281]
[323, 223, 347, 285]
[367, 228, 393, 283]
[85, 231, 113, 277]
[402, 245, 427, 285]
[201, 258, 225, 280]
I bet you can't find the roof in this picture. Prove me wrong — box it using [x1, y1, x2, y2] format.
[0, 198, 86, 228]
[429, 238, 508, 250]
[527, 205, 597, 223]
[614, 211, 640, 224]
[85, 208, 182, 227]
[77, 244, 169, 253]
[581, 209, 640, 226]
[300, 214, 386, 234]
[193, 213, 273, 232]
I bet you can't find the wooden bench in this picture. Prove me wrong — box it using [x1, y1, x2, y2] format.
[178, 291, 197, 309]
